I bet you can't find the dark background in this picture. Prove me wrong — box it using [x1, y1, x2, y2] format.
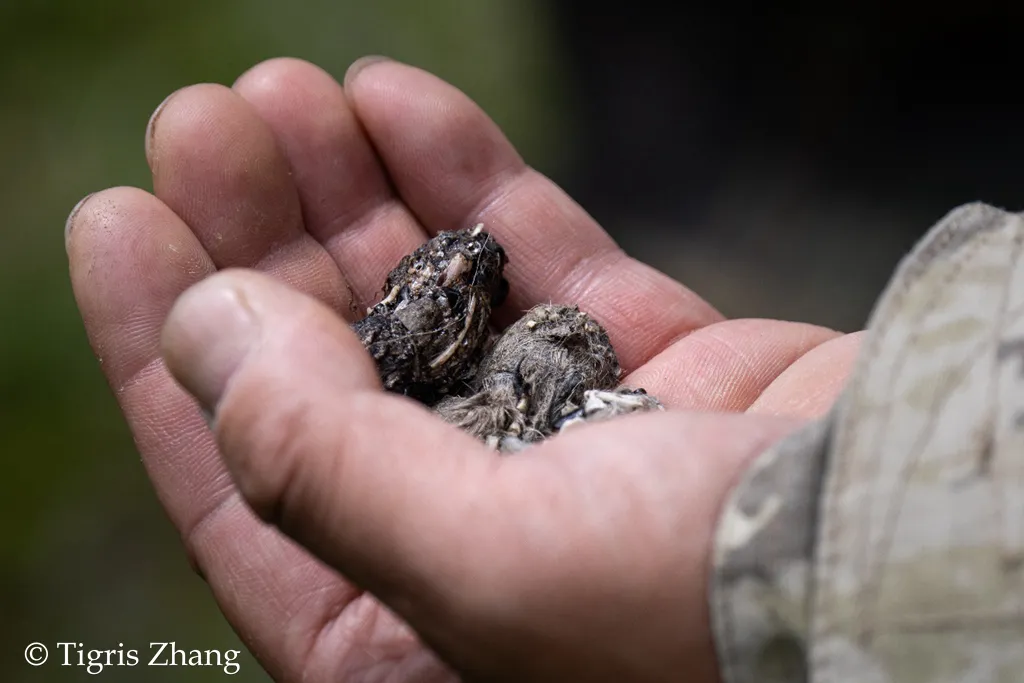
[3, 2, 1022, 681]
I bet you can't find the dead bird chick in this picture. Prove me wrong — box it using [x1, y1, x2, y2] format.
[353, 224, 508, 403]
[435, 304, 663, 452]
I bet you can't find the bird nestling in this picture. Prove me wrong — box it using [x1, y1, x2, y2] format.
[352, 224, 507, 404]
[354, 224, 663, 452]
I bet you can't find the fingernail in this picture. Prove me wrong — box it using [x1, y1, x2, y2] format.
[163, 278, 261, 412]
[65, 192, 94, 242]
[145, 88, 181, 164]
[344, 55, 392, 88]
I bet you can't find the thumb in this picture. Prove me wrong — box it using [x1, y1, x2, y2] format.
[161, 268, 804, 682]
[161, 269, 497, 620]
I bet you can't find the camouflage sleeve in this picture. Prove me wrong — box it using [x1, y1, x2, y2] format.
[710, 203, 1024, 683]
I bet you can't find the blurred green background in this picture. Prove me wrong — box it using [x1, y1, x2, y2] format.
[4, 1, 1023, 680]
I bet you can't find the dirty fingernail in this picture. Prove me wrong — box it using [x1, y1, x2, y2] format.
[344, 55, 393, 88]
[162, 277, 261, 412]
[145, 88, 181, 164]
[65, 192, 94, 243]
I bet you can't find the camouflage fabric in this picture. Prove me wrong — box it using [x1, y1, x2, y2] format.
[711, 203, 1024, 683]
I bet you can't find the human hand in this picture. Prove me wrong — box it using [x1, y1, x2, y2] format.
[66, 57, 861, 682]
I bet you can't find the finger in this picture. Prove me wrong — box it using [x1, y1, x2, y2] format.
[344, 59, 723, 371]
[66, 188, 443, 682]
[748, 330, 863, 418]
[161, 274, 802, 680]
[67, 188, 217, 390]
[232, 58, 427, 310]
[147, 83, 353, 315]
[624, 319, 843, 413]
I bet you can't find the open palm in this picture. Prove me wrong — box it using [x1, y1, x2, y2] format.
[67, 58, 861, 682]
